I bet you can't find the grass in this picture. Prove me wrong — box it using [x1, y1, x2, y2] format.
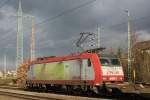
[0, 77, 16, 85]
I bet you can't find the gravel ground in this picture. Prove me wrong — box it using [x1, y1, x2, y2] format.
[0, 95, 27, 100]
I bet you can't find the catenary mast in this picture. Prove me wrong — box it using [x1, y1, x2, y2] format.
[30, 16, 35, 61]
[97, 24, 100, 48]
[16, 0, 23, 71]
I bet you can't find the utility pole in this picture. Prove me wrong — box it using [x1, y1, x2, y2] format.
[125, 10, 132, 82]
[16, 0, 23, 71]
[97, 24, 100, 48]
[30, 16, 35, 61]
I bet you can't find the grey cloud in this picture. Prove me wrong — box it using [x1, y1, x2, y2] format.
[0, 0, 150, 69]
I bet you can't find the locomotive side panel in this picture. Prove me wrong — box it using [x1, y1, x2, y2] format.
[27, 59, 83, 80]
[27, 62, 65, 80]
[27, 59, 95, 81]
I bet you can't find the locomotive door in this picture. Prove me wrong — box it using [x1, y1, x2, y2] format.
[81, 59, 88, 80]
[81, 59, 94, 80]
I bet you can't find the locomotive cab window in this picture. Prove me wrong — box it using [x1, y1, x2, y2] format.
[88, 59, 91, 67]
[100, 58, 109, 66]
[111, 59, 120, 66]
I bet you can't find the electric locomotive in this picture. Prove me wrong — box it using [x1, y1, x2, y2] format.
[17, 52, 124, 95]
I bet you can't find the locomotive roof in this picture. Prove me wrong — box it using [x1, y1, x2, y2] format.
[30, 52, 98, 64]
[98, 54, 118, 58]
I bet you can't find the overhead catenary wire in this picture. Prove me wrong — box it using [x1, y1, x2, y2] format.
[104, 15, 150, 30]
[26, 0, 97, 42]
[35, 0, 97, 27]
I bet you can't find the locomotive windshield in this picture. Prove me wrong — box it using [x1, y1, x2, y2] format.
[111, 59, 120, 66]
[100, 58, 109, 66]
[100, 58, 120, 66]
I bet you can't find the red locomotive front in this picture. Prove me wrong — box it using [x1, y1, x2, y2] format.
[99, 55, 124, 82]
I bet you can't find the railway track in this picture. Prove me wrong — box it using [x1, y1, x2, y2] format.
[0, 91, 61, 100]
[0, 85, 149, 100]
[0, 86, 107, 100]
[0, 88, 62, 100]
[0, 85, 21, 90]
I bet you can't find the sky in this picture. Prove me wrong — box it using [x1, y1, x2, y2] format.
[0, 0, 149, 69]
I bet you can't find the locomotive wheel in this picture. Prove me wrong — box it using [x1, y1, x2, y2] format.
[86, 90, 93, 97]
[73, 88, 83, 95]
[66, 85, 74, 95]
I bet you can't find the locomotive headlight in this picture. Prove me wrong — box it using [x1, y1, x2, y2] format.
[96, 83, 100, 86]
[120, 77, 123, 80]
